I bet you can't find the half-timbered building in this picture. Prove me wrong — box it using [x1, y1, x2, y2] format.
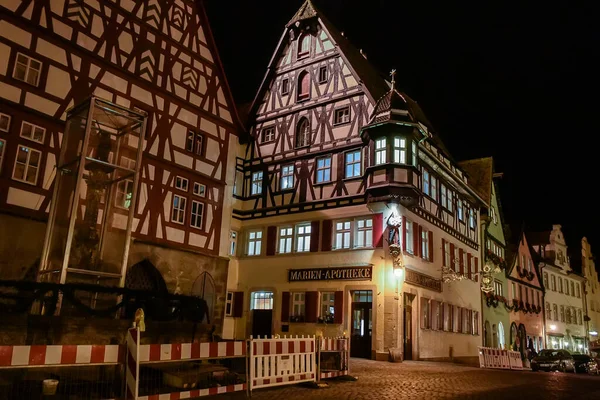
[581, 237, 600, 351]
[0, 0, 239, 331]
[224, 0, 487, 363]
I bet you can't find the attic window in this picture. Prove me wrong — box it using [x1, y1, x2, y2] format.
[298, 33, 311, 58]
[281, 78, 289, 95]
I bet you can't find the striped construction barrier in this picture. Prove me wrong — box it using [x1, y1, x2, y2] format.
[126, 327, 140, 400]
[507, 350, 525, 370]
[139, 341, 246, 363]
[136, 384, 247, 400]
[0, 344, 123, 367]
[318, 337, 350, 380]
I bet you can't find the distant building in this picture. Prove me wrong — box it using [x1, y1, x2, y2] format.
[530, 226, 586, 351]
[224, 0, 486, 363]
[581, 237, 599, 350]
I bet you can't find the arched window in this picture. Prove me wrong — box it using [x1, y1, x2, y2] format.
[498, 322, 505, 350]
[191, 271, 215, 324]
[298, 33, 311, 57]
[295, 117, 310, 148]
[297, 70, 310, 100]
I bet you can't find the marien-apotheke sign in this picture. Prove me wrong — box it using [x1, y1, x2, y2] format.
[288, 266, 372, 282]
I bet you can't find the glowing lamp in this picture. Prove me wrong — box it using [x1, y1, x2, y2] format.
[590, 331, 598, 336]
[550, 325, 557, 331]
[394, 265, 403, 277]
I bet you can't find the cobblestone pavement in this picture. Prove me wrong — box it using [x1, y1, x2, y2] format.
[207, 358, 600, 400]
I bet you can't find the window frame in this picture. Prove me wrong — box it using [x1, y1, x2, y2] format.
[291, 291, 306, 321]
[261, 126, 275, 143]
[344, 149, 361, 179]
[20, 121, 46, 144]
[295, 117, 310, 148]
[13, 52, 42, 87]
[115, 179, 134, 210]
[281, 78, 290, 95]
[494, 280, 503, 296]
[318, 66, 328, 83]
[171, 194, 186, 224]
[12, 145, 41, 185]
[247, 229, 263, 256]
[315, 155, 332, 184]
[278, 226, 294, 254]
[280, 164, 294, 191]
[190, 199, 204, 230]
[421, 228, 430, 260]
[296, 223, 312, 253]
[457, 198, 464, 221]
[0, 112, 11, 132]
[225, 292, 234, 317]
[333, 106, 350, 125]
[251, 171, 263, 195]
[297, 71, 310, 101]
[354, 217, 373, 249]
[193, 182, 206, 197]
[320, 291, 335, 323]
[175, 175, 189, 192]
[375, 137, 387, 165]
[229, 231, 237, 256]
[431, 175, 438, 201]
[0, 139, 5, 174]
[393, 136, 407, 164]
[298, 34, 311, 58]
[333, 220, 352, 250]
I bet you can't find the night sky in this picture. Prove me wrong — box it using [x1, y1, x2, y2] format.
[204, 0, 599, 261]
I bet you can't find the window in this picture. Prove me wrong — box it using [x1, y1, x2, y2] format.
[494, 281, 503, 296]
[115, 179, 133, 209]
[281, 78, 289, 95]
[551, 275, 556, 291]
[430, 300, 441, 331]
[566, 307, 571, 324]
[171, 194, 186, 224]
[441, 184, 448, 209]
[393, 137, 406, 164]
[375, 137, 386, 165]
[277, 165, 295, 191]
[194, 133, 204, 156]
[543, 272, 548, 287]
[576, 283, 580, 298]
[318, 66, 328, 83]
[229, 231, 237, 256]
[20, 121, 45, 144]
[345, 150, 361, 178]
[225, 292, 234, 317]
[247, 230, 262, 256]
[472, 311, 479, 335]
[334, 106, 350, 125]
[559, 278, 563, 293]
[468, 208, 475, 229]
[251, 171, 262, 195]
[447, 190, 453, 212]
[0, 112, 10, 132]
[421, 298, 430, 329]
[251, 291, 273, 310]
[511, 282, 516, 300]
[565, 280, 569, 295]
[355, 218, 373, 248]
[278, 227, 293, 254]
[193, 182, 206, 197]
[297, 71, 310, 100]
[560, 305, 565, 322]
[298, 34, 310, 57]
[553, 304, 557, 320]
[13, 53, 42, 86]
[292, 292, 306, 320]
[0, 139, 5, 173]
[186, 131, 194, 152]
[334, 220, 351, 250]
[295, 117, 310, 147]
[320, 292, 335, 323]
[175, 176, 189, 191]
[12, 145, 41, 185]
[316, 156, 331, 183]
[421, 229, 429, 260]
[457, 199, 465, 221]
[546, 302, 551, 321]
[443, 303, 453, 331]
[261, 126, 275, 143]
[443, 241, 450, 269]
[578, 309, 583, 325]
[431, 175, 438, 200]
[570, 281, 575, 297]
[412, 141, 417, 166]
[405, 220, 414, 254]
[452, 306, 461, 333]
[190, 200, 204, 229]
[423, 169, 430, 195]
[296, 224, 311, 252]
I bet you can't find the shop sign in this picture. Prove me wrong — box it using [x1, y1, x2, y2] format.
[405, 268, 442, 292]
[288, 266, 372, 282]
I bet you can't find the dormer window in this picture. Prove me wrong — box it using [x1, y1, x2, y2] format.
[298, 33, 311, 58]
[297, 70, 310, 101]
[295, 117, 310, 148]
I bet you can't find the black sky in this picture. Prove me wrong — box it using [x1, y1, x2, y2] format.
[205, 0, 599, 259]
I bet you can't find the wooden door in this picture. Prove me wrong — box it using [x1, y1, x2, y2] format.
[251, 309, 272, 338]
[403, 293, 414, 360]
[350, 290, 372, 358]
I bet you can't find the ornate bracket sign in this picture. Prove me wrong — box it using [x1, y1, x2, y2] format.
[405, 268, 442, 292]
[288, 266, 373, 282]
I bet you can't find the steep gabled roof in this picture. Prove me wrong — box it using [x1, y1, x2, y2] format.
[458, 157, 494, 205]
[527, 231, 551, 246]
[286, 0, 318, 27]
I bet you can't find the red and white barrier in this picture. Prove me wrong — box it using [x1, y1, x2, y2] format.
[139, 341, 245, 362]
[0, 344, 123, 367]
[478, 347, 510, 369]
[318, 337, 350, 380]
[136, 384, 247, 400]
[126, 327, 140, 400]
[507, 350, 525, 370]
[249, 335, 316, 393]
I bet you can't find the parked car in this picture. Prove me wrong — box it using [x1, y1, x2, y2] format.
[531, 349, 576, 372]
[572, 354, 600, 374]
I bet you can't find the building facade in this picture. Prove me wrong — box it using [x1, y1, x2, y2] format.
[531, 225, 586, 352]
[223, 0, 486, 363]
[0, 0, 238, 331]
[459, 158, 509, 350]
[581, 237, 600, 350]
[506, 231, 545, 357]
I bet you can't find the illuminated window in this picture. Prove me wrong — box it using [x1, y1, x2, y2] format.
[334, 220, 351, 250]
[229, 231, 237, 256]
[375, 137, 386, 165]
[296, 224, 312, 253]
[320, 292, 335, 322]
[469, 208, 475, 229]
[278, 226, 293, 254]
[12, 145, 41, 185]
[431, 175, 438, 200]
[251, 291, 273, 310]
[345, 150, 361, 178]
[247, 230, 262, 256]
[20, 121, 45, 144]
[261, 126, 275, 143]
[292, 292, 306, 319]
[190, 200, 204, 229]
[412, 141, 417, 166]
[0, 113, 11, 132]
[405, 219, 414, 254]
[13, 53, 41, 86]
[186, 131, 194, 152]
[280, 164, 294, 190]
[355, 218, 373, 248]
[457, 199, 464, 221]
[295, 117, 310, 147]
[115, 179, 133, 209]
[315, 156, 331, 183]
[421, 229, 430, 260]
[171, 195, 186, 224]
[494, 281, 503, 296]
[441, 184, 448, 208]
[393, 137, 406, 164]
[423, 169, 430, 195]
[553, 304, 557, 320]
[251, 171, 262, 195]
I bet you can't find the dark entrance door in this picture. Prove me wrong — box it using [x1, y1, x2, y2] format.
[251, 310, 272, 338]
[403, 293, 415, 360]
[350, 290, 372, 359]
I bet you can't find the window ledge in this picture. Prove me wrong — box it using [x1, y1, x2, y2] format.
[342, 176, 364, 182]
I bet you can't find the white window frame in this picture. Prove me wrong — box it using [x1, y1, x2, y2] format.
[457, 199, 464, 221]
[440, 184, 447, 208]
[115, 179, 134, 209]
[278, 226, 293, 254]
[12, 145, 41, 185]
[175, 175, 189, 191]
[186, 131, 194, 152]
[280, 164, 294, 190]
[291, 292, 306, 319]
[423, 169, 430, 196]
[447, 189, 453, 212]
[320, 292, 335, 322]
[431, 175, 438, 200]
[443, 241, 450, 268]
[315, 155, 332, 183]
[334, 220, 352, 250]
[355, 217, 373, 248]
[412, 141, 417, 166]
[0, 139, 5, 174]
[190, 200, 204, 229]
[195, 133, 204, 156]
[375, 137, 387, 165]
[247, 230, 263, 256]
[0, 112, 11, 132]
[13, 53, 42, 86]
[225, 292, 234, 317]
[405, 220, 414, 254]
[494, 280, 503, 296]
[171, 194, 186, 224]
[318, 66, 328, 83]
[469, 208, 475, 229]
[296, 224, 311, 253]
[262, 126, 275, 143]
[251, 171, 263, 195]
[20, 121, 45, 144]
[421, 229, 429, 260]
[345, 150, 361, 178]
[251, 291, 273, 310]
[334, 106, 350, 125]
[229, 231, 237, 256]
[193, 182, 206, 197]
[393, 137, 406, 164]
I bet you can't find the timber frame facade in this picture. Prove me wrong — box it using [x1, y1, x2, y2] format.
[0, 0, 239, 331]
[225, 0, 488, 363]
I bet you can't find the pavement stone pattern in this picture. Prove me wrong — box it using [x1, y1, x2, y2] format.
[206, 358, 600, 400]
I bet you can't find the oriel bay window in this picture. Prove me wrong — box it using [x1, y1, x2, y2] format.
[393, 137, 406, 163]
[375, 137, 386, 165]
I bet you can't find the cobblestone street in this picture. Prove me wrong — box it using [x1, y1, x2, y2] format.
[210, 358, 600, 400]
